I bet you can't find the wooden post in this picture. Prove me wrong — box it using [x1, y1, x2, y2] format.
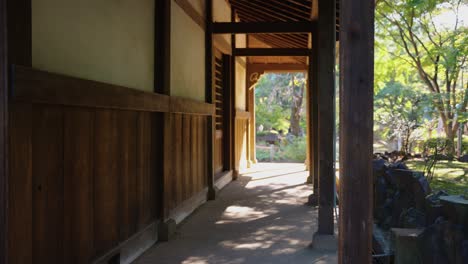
[317, 0, 335, 235]
[222, 54, 232, 172]
[155, 0, 173, 240]
[205, 0, 216, 199]
[338, 0, 375, 262]
[248, 87, 257, 164]
[0, 0, 7, 261]
[231, 8, 238, 180]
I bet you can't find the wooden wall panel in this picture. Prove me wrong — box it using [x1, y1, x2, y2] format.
[32, 106, 64, 264]
[118, 111, 137, 241]
[93, 110, 119, 256]
[8, 103, 32, 264]
[163, 114, 208, 216]
[63, 108, 94, 264]
[7, 68, 213, 262]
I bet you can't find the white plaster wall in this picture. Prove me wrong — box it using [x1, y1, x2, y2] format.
[32, 0, 155, 91]
[170, 1, 205, 101]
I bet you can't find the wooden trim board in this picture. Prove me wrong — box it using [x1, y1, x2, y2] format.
[10, 66, 215, 116]
[167, 188, 208, 225]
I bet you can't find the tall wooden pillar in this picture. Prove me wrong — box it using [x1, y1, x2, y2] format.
[247, 86, 256, 165]
[205, 0, 216, 199]
[308, 24, 319, 193]
[338, 0, 374, 262]
[317, 0, 335, 235]
[0, 0, 8, 262]
[230, 8, 238, 179]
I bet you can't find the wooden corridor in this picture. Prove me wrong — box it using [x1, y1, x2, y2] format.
[135, 163, 337, 264]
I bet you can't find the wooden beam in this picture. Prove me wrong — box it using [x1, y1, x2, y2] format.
[338, 0, 374, 262]
[11, 66, 171, 113]
[317, 0, 335, 235]
[233, 48, 311, 57]
[248, 63, 307, 73]
[212, 21, 315, 34]
[230, 8, 237, 180]
[0, 0, 7, 262]
[154, 0, 171, 95]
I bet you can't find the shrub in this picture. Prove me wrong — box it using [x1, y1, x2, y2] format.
[280, 136, 307, 162]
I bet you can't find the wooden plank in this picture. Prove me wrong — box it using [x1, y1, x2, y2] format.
[173, 114, 183, 206]
[317, 0, 336, 235]
[117, 111, 138, 240]
[8, 103, 32, 264]
[338, 0, 374, 262]
[183, 115, 191, 201]
[162, 113, 173, 218]
[137, 112, 153, 228]
[233, 48, 312, 57]
[213, 21, 315, 34]
[32, 105, 64, 264]
[170, 96, 215, 116]
[93, 109, 119, 256]
[190, 116, 198, 197]
[12, 66, 170, 112]
[63, 107, 94, 264]
[0, 0, 8, 262]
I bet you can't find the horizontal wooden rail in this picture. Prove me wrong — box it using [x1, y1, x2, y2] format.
[213, 21, 316, 34]
[233, 48, 311, 57]
[11, 66, 214, 116]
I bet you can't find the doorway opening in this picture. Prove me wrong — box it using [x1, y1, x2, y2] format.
[254, 72, 308, 166]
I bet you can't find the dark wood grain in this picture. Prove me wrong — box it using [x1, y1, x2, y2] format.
[32, 106, 64, 264]
[8, 103, 32, 264]
[338, 0, 375, 262]
[63, 108, 94, 264]
[93, 110, 119, 255]
[316, 0, 336, 235]
[117, 111, 138, 240]
[6, 0, 31, 66]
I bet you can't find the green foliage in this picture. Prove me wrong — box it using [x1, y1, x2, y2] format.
[256, 148, 271, 162]
[255, 73, 307, 134]
[424, 137, 454, 155]
[279, 137, 307, 162]
[375, 0, 468, 145]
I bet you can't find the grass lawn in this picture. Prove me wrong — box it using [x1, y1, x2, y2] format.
[405, 160, 468, 195]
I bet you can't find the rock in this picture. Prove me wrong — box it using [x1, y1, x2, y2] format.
[459, 154, 468, 163]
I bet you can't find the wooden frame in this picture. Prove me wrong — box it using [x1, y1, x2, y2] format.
[213, 21, 315, 34]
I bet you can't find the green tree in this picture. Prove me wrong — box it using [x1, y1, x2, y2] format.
[376, 0, 468, 151]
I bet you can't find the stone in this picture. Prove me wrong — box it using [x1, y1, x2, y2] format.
[439, 195, 468, 225]
[392, 228, 424, 264]
[310, 233, 337, 251]
[158, 219, 177, 242]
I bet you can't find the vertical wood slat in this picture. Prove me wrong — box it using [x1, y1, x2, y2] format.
[174, 114, 183, 205]
[137, 112, 153, 228]
[63, 108, 94, 264]
[93, 109, 119, 256]
[32, 106, 64, 264]
[183, 115, 191, 201]
[190, 115, 198, 197]
[118, 111, 137, 240]
[8, 103, 32, 264]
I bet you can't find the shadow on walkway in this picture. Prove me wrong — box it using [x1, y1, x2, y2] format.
[134, 163, 337, 264]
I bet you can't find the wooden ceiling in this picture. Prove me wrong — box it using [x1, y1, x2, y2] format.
[228, 0, 340, 65]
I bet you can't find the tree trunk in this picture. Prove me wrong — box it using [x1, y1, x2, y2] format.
[289, 74, 304, 136]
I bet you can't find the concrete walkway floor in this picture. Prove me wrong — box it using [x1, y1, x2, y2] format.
[134, 163, 337, 264]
